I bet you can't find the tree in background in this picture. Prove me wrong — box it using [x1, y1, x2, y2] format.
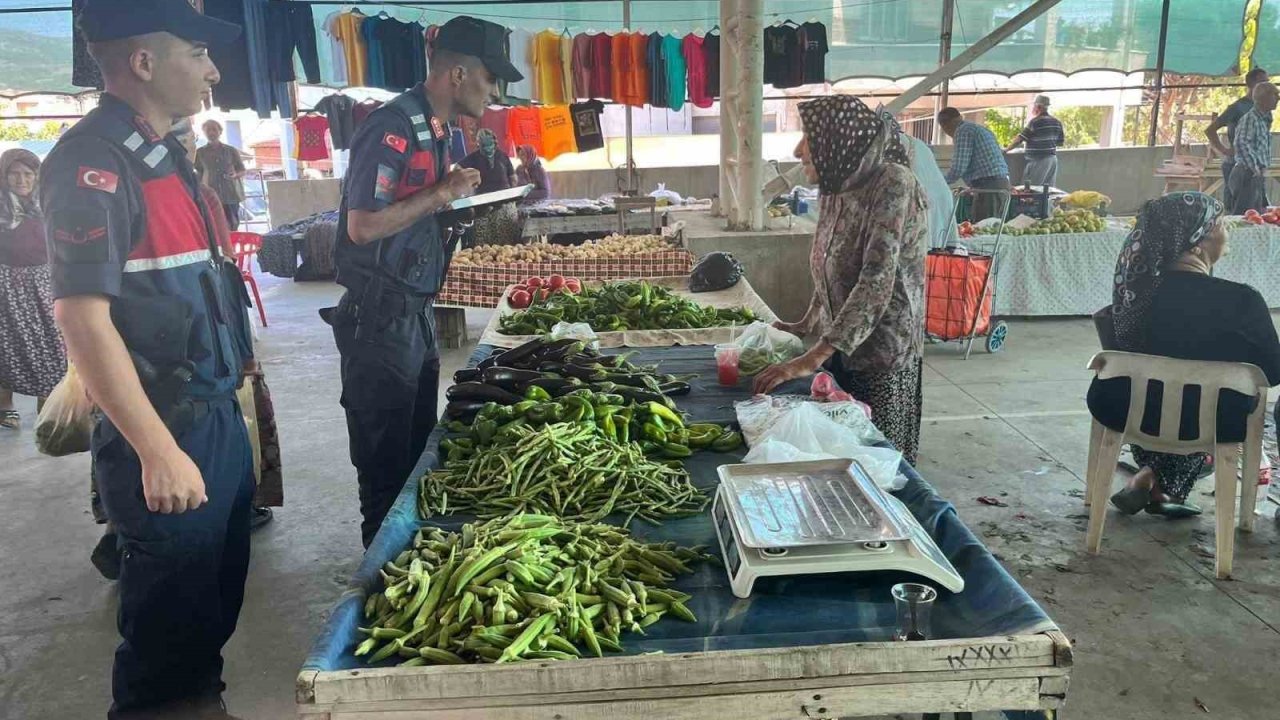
[0, 121, 63, 141]
[983, 108, 1024, 147]
[985, 106, 1105, 148]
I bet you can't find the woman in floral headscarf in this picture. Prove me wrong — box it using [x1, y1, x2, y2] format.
[1088, 192, 1280, 518]
[754, 96, 929, 464]
[0, 148, 67, 429]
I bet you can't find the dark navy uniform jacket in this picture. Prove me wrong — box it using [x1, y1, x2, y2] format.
[41, 94, 252, 401]
[335, 83, 455, 298]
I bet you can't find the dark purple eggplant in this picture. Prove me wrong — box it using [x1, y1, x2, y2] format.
[537, 361, 568, 375]
[525, 377, 580, 395]
[482, 366, 545, 391]
[560, 363, 608, 382]
[445, 382, 522, 405]
[444, 399, 487, 421]
[453, 368, 482, 384]
[494, 338, 545, 368]
[657, 381, 692, 396]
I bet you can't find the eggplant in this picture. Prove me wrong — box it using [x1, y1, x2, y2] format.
[445, 382, 523, 405]
[444, 399, 487, 422]
[494, 337, 545, 368]
[481, 366, 545, 391]
[453, 368, 482, 384]
[477, 355, 499, 372]
[602, 372, 651, 388]
[561, 363, 606, 382]
[524, 377, 580, 395]
[537, 361, 568, 375]
[613, 386, 666, 405]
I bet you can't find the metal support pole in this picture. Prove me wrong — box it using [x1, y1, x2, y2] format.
[623, 0, 635, 194]
[887, 0, 1065, 115]
[1148, 0, 1172, 147]
[719, 0, 765, 231]
[935, 0, 955, 144]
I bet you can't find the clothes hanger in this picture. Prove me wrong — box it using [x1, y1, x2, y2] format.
[783, 19, 800, 28]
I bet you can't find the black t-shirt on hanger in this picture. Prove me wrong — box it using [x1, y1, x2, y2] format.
[763, 24, 800, 88]
[704, 31, 721, 98]
[316, 94, 357, 150]
[799, 22, 828, 85]
[571, 100, 605, 152]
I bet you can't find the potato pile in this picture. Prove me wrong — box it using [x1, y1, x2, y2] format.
[452, 235, 675, 266]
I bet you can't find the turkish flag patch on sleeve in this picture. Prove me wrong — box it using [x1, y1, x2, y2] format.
[77, 167, 119, 194]
[383, 133, 408, 153]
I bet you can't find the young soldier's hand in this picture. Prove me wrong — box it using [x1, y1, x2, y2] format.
[141, 446, 208, 514]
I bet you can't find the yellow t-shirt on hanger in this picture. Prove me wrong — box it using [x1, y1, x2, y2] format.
[535, 30, 568, 105]
[334, 12, 368, 88]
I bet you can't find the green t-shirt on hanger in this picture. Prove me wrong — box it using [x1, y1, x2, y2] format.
[662, 34, 687, 112]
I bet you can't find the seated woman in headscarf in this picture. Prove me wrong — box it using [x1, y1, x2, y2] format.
[754, 96, 929, 464]
[516, 145, 552, 204]
[458, 129, 521, 246]
[0, 148, 67, 429]
[1088, 192, 1280, 518]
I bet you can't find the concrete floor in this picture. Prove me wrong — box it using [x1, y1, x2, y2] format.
[1, 274, 1277, 720]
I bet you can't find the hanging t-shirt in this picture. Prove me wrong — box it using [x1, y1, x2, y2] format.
[481, 107, 516, 156]
[647, 33, 667, 109]
[323, 11, 349, 85]
[572, 34, 593, 100]
[571, 100, 605, 152]
[540, 105, 578, 161]
[507, 29, 535, 101]
[333, 11, 368, 87]
[535, 30, 569, 105]
[610, 32, 630, 105]
[763, 24, 800, 88]
[361, 15, 387, 89]
[294, 115, 331, 162]
[798, 22, 828, 85]
[560, 34, 575, 102]
[352, 99, 384, 128]
[625, 32, 650, 108]
[507, 106, 545, 155]
[662, 35, 687, 112]
[315, 93, 356, 150]
[682, 34, 711, 109]
[590, 34, 614, 100]
[704, 30, 721, 99]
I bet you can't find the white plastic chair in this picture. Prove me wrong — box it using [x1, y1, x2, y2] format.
[1085, 351, 1269, 579]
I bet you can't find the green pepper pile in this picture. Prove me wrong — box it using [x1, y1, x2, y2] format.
[497, 279, 758, 335]
[424, 422, 708, 524]
[355, 513, 712, 666]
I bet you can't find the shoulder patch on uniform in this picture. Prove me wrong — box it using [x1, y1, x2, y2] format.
[383, 132, 408, 153]
[77, 166, 119, 194]
[430, 117, 446, 141]
[133, 115, 161, 143]
[375, 164, 397, 203]
[50, 207, 111, 264]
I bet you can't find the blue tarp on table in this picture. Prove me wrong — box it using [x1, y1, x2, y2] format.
[303, 343, 1057, 715]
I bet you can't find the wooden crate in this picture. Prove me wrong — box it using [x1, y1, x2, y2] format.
[296, 631, 1071, 719]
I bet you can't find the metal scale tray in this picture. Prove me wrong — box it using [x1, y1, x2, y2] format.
[712, 459, 965, 597]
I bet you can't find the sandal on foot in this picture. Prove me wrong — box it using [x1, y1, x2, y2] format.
[249, 506, 274, 531]
[1145, 502, 1203, 519]
[0, 410, 19, 429]
[1110, 486, 1152, 515]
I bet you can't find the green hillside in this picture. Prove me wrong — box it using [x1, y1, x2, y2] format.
[0, 28, 75, 94]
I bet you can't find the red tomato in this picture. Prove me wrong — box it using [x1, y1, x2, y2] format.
[1246, 208, 1262, 217]
[1264, 212, 1279, 224]
[565, 278, 582, 294]
[1246, 215, 1265, 225]
[508, 289, 531, 309]
[547, 274, 566, 291]
[526, 276, 544, 289]
[811, 372, 836, 398]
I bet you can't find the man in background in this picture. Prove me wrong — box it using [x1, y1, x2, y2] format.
[1229, 81, 1279, 215]
[195, 118, 247, 230]
[1006, 94, 1064, 188]
[1207, 66, 1269, 210]
[938, 107, 1011, 222]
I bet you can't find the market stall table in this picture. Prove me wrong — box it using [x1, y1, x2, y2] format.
[521, 199, 670, 239]
[298, 342, 1071, 719]
[991, 223, 1280, 316]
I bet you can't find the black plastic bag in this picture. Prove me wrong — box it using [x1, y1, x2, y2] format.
[689, 251, 744, 293]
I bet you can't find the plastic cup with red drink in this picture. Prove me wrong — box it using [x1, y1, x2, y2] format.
[714, 343, 741, 386]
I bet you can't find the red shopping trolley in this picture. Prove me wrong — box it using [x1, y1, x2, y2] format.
[925, 188, 1011, 358]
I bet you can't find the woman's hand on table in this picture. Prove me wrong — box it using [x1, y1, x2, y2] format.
[752, 340, 836, 395]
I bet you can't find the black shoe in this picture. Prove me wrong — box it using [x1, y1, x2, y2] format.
[249, 506, 274, 532]
[91, 532, 121, 580]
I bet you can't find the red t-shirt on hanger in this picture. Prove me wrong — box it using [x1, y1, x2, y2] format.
[294, 114, 331, 161]
[683, 34, 712, 109]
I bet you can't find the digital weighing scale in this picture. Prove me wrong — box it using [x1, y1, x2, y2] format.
[711, 459, 965, 598]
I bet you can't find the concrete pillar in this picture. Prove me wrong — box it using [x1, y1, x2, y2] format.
[718, 0, 765, 231]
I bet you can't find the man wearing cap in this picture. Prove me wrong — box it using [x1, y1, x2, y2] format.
[325, 16, 521, 548]
[39, 1, 255, 717]
[1005, 95, 1064, 188]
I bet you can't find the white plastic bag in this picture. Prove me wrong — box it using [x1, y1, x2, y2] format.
[735, 395, 885, 448]
[741, 402, 906, 491]
[648, 183, 683, 206]
[548, 321, 600, 350]
[35, 364, 96, 457]
[733, 321, 804, 375]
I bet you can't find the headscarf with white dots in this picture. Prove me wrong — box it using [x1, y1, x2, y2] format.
[798, 95, 910, 195]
